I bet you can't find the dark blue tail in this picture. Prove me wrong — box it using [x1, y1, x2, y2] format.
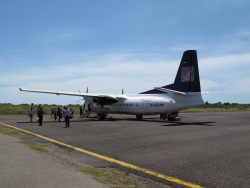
[140, 50, 201, 94]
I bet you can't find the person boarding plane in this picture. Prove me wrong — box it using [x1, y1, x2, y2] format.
[19, 50, 204, 121]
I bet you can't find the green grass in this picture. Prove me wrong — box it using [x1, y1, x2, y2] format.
[18, 142, 51, 152]
[0, 128, 24, 137]
[0, 103, 249, 115]
[0, 104, 81, 115]
[18, 141, 64, 153]
[180, 107, 250, 113]
[77, 166, 152, 188]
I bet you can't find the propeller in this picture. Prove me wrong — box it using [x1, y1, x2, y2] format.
[82, 87, 89, 110]
[76, 87, 88, 103]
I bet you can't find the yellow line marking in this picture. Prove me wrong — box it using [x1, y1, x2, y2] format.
[0, 122, 203, 188]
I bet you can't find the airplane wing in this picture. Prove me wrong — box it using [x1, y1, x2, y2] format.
[19, 88, 120, 104]
[20, 88, 98, 97]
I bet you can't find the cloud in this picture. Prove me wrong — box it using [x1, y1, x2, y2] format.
[30, 27, 93, 44]
[238, 31, 250, 37]
[225, 77, 250, 94]
[169, 43, 207, 52]
[2, 50, 250, 104]
[200, 79, 218, 91]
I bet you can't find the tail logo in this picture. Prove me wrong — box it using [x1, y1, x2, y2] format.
[181, 67, 194, 82]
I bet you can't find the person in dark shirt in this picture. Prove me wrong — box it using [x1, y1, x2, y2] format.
[53, 107, 57, 120]
[57, 107, 62, 122]
[79, 106, 83, 118]
[37, 107, 44, 126]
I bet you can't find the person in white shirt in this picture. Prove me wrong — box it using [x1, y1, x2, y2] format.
[28, 107, 34, 122]
[63, 107, 71, 128]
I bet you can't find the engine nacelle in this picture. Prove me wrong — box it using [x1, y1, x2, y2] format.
[93, 95, 118, 105]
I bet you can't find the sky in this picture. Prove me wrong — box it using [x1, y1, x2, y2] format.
[1, 0, 250, 105]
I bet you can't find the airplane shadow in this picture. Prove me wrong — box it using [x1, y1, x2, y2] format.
[69, 118, 216, 126]
[16, 117, 216, 126]
[161, 121, 216, 126]
[16, 120, 67, 124]
[16, 118, 100, 124]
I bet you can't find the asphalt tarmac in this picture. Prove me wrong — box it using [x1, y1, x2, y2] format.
[0, 111, 250, 188]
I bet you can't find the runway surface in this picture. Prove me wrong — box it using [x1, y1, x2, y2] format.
[1, 112, 250, 188]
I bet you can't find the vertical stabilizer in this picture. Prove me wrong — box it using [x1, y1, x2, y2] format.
[139, 50, 201, 94]
[172, 50, 201, 92]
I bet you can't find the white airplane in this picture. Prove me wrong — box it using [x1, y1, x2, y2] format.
[20, 50, 204, 121]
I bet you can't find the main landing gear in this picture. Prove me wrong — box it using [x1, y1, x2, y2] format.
[136, 115, 143, 120]
[97, 113, 106, 121]
[160, 112, 181, 121]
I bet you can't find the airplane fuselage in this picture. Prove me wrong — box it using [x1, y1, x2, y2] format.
[87, 93, 204, 115]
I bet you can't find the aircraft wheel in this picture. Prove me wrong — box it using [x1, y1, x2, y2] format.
[167, 117, 174, 121]
[97, 114, 102, 121]
[136, 115, 143, 120]
[97, 114, 106, 121]
[160, 114, 167, 121]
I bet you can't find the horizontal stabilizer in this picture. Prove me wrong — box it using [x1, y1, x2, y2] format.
[201, 91, 210, 94]
[154, 87, 187, 95]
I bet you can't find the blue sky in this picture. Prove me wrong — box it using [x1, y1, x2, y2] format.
[1, 0, 250, 105]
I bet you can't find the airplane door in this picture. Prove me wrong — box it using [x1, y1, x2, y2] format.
[143, 101, 149, 112]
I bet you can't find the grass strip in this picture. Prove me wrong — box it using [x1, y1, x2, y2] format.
[78, 166, 152, 188]
[0, 128, 23, 137]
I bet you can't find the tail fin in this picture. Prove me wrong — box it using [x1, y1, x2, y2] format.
[140, 50, 201, 94]
[172, 50, 201, 92]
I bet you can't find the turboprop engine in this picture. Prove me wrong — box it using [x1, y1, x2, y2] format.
[92, 95, 118, 105]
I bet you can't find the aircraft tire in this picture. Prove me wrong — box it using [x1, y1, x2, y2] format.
[97, 114, 101, 121]
[136, 115, 143, 120]
[97, 114, 106, 121]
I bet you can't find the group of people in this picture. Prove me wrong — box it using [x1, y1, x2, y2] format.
[28, 106, 44, 125]
[51, 107, 74, 120]
[28, 106, 75, 128]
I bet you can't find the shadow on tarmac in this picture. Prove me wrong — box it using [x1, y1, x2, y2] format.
[161, 121, 216, 126]
[16, 116, 216, 126]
